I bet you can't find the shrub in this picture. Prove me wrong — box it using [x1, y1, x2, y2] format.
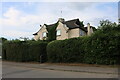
[47, 23, 120, 65]
[47, 37, 88, 63]
[2, 40, 48, 62]
[84, 24, 120, 65]
[28, 41, 48, 62]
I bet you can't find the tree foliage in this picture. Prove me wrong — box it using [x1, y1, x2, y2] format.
[46, 22, 58, 41]
[0, 37, 7, 43]
[47, 20, 120, 65]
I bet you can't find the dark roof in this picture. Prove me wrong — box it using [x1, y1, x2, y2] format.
[33, 19, 88, 35]
[46, 23, 56, 30]
[33, 24, 56, 35]
[65, 19, 80, 29]
[33, 32, 38, 35]
[47, 24, 56, 27]
[65, 19, 87, 32]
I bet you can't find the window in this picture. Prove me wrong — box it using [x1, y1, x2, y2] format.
[42, 32, 47, 37]
[56, 30, 61, 36]
[80, 29, 84, 36]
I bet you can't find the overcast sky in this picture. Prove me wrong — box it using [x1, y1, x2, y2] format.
[0, 1, 118, 40]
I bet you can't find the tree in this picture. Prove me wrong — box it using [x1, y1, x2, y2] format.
[19, 37, 29, 41]
[97, 20, 118, 32]
[98, 20, 117, 28]
[0, 37, 7, 43]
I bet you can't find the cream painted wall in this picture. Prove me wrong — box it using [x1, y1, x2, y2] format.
[68, 28, 80, 38]
[34, 35, 40, 41]
[56, 22, 69, 40]
[34, 25, 48, 40]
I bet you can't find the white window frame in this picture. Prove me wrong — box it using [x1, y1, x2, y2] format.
[56, 30, 61, 36]
[42, 32, 47, 37]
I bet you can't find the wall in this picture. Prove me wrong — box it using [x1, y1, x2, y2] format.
[68, 28, 80, 38]
[34, 25, 48, 40]
[56, 22, 69, 40]
[34, 35, 40, 41]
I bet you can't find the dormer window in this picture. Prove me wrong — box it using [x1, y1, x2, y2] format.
[42, 32, 47, 37]
[56, 30, 61, 36]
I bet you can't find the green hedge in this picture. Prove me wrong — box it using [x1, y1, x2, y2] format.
[47, 37, 87, 63]
[2, 41, 48, 62]
[47, 26, 120, 65]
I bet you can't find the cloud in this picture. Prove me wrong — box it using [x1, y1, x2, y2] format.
[1, 6, 59, 39]
[3, 7, 20, 18]
[1, 2, 118, 39]
[2, 30, 32, 39]
[1, 7, 36, 39]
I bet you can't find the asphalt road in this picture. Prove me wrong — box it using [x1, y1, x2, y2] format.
[2, 62, 118, 78]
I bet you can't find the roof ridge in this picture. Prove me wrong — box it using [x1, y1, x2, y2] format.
[65, 18, 79, 22]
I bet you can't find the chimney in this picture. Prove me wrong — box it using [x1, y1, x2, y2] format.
[87, 23, 91, 36]
[58, 18, 65, 23]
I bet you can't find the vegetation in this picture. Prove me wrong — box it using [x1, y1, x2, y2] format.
[2, 20, 119, 65]
[46, 22, 59, 41]
[47, 37, 86, 63]
[2, 40, 48, 62]
[47, 20, 120, 65]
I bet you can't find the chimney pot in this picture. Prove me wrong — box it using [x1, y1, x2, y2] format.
[87, 23, 90, 26]
[58, 18, 65, 23]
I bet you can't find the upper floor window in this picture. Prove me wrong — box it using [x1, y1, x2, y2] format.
[42, 32, 47, 37]
[80, 29, 84, 36]
[56, 30, 61, 36]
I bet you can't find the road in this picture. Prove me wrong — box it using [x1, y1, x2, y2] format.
[2, 62, 118, 78]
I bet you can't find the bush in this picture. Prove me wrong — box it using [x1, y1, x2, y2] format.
[28, 41, 48, 62]
[84, 25, 120, 65]
[47, 37, 88, 63]
[47, 24, 120, 65]
[2, 40, 48, 62]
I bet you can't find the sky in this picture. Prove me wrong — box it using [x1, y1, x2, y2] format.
[0, 1, 119, 40]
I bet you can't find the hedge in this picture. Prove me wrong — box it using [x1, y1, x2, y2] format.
[47, 26, 120, 65]
[84, 33, 120, 65]
[2, 41, 48, 62]
[47, 37, 88, 63]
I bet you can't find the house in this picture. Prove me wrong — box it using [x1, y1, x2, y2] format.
[33, 18, 94, 41]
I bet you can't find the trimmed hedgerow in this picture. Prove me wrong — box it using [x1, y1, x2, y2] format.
[2, 40, 48, 62]
[47, 24, 120, 65]
[84, 25, 120, 65]
[28, 41, 48, 62]
[47, 37, 88, 63]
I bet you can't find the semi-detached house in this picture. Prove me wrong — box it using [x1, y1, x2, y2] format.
[33, 18, 94, 40]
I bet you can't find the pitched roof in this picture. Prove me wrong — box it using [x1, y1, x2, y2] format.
[46, 23, 57, 30]
[33, 32, 38, 35]
[33, 18, 87, 35]
[65, 19, 87, 32]
[33, 24, 56, 35]
[65, 19, 80, 29]
[47, 24, 56, 27]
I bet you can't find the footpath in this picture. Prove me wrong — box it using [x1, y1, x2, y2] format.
[2, 61, 119, 75]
